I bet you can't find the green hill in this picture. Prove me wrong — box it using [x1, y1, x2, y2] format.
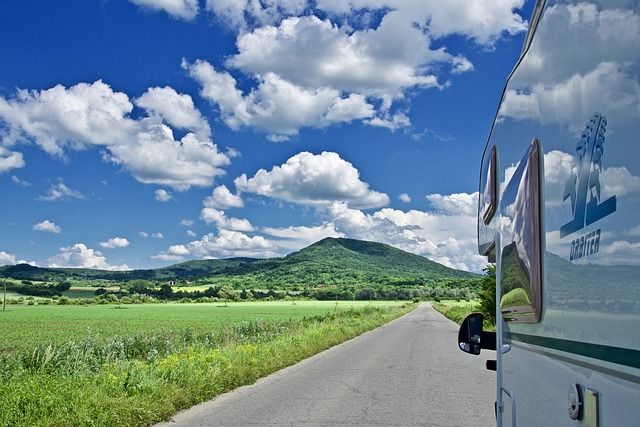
[236, 237, 478, 286]
[0, 238, 479, 288]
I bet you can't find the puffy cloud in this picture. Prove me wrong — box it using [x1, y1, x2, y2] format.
[47, 243, 130, 270]
[208, 0, 526, 46]
[153, 244, 189, 261]
[169, 229, 279, 259]
[426, 192, 477, 216]
[262, 222, 344, 250]
[99, 237, 130, 249]
[33, 220, 62, 234]
[0, 251, 17, 266]
[168, 244, 190, 256]
[135, 87, 211, 139]
[0, 81, 230, 189]
[155, 189, 173, 202]
[0, 81, 133, 157]
[200, 185, 252, 232]
[37, 180, 85, 201]
[183, 59, 251, 131]
[227, 15, 442, 97]
[398, 193, 411, 203]
[0, 147, 24, 172]
[203, 185, 244, 209]
[205, 0, 307, 30]
[129, 0, 199, 20]
[192, 0, 527, 140]
[418, 0, 527, 45]
[451, 56, 475, 74]
[200, 208, 255, 232]
[365, 111, 411, 131]
[181, 219, 194, 226]
[105, 132, 230, 189]
[185, 60, 376, 139]
[235, 151, 389, 209]
[125, 1, 525, 139]
[191, 1, 527, 138]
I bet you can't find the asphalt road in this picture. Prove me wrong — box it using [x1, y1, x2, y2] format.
[157, 303, 496, 426]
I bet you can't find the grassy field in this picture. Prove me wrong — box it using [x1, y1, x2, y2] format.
[0, 301, 414, 427]
[0, 300, 401, 354]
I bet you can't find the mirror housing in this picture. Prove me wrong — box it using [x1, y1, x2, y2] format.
[458, 313, 484, 355]
[458, 313, 496, 355]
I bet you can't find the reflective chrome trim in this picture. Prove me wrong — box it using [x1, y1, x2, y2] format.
[522, 0, 548, 56]
[499, 139, 543, 323]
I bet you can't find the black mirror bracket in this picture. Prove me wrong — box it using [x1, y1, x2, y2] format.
[458, 313, 497, 355]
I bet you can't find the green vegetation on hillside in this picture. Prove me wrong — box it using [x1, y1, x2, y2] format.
[1, 238, 481, 302]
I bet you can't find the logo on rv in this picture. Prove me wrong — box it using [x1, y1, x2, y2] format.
[560, 113, 617, 238]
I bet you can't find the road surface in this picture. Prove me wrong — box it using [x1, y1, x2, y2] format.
[157, 303, 496, 426]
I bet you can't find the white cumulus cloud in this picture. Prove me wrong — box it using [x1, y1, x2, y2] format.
[0, 147, 24, 172]
[426, 192, 477, 217]
[189, 1, 527, 139]
[48, 243, 130, 270]
[33, 220, 62, 234]
[262, 222, 344, 251]
[155, 189, 173, 202]
[99, 237, 130, 249]
[0, 81, 230, 190]
[37, 180, 85, 201]
[200, 208, 255, 232]
[135, 86, 211, 139]
[235, 151, 389, 209]
[0, 251, 17, 266]
[203, 185, 244, 209]
[129, 0, 199, 20]
[168, 229, 278, 259]
[185, 59, 376, 139]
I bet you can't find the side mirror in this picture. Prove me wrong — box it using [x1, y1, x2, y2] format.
[458, 313, 484, 355]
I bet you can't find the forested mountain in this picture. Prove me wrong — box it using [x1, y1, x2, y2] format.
[0, 238, 479, 287]
[239, 237, 478, 286]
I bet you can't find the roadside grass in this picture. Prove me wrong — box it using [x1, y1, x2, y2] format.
[432, 300, 495, 330]
[0, 301, 415, 427]
[432, 300, 479, 324]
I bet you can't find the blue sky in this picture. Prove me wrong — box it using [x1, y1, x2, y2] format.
[0, 0, 533, 273]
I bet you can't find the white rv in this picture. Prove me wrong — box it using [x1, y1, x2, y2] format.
[457, 0, 640, 426]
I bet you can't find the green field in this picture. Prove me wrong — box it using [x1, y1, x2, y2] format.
[0, 300, 401, 354]
[0, 301, 414, 427]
